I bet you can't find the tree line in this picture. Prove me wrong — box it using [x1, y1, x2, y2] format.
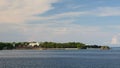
[40, 42, 85, 49]
[0, 42, 14, 50]
[0, 42, 110, 50]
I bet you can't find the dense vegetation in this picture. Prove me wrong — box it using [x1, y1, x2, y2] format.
[0, 42, 110, 50]
[40, 42, 85, 49]
[0, 42, 14, 50]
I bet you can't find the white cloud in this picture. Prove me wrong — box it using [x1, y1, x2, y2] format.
[50, 7, 120, 17]
[108, 25, 120, 29]
[110, 33, 120, 45]
[111, 35, 118, 44]
[51, 11, 86, 19]
[34, 6, 120, 21]
[32, 11, 87, 21]
[0, 1, 119, 43]
[20, 23, 103, 42]
[0, 0, 58, 23]
[91, 7, 120, 16]
[1, 1, 119, 24]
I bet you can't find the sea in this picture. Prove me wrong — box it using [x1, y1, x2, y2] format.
[0, 48, 120, 68]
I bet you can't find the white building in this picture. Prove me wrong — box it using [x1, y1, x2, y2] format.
[28, 42, 39, 47]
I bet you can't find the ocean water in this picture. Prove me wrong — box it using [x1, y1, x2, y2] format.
[0, 48, 120, 68]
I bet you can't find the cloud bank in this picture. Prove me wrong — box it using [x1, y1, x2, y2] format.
[0, 0, 58, 23]
[0, 0, 120, 45]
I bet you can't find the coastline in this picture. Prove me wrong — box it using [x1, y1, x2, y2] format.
[13, 48, 79, 50]
[12, 47, 109, 50]
[0, 42, 110, 50]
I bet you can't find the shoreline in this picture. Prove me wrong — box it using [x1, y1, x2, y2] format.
[13, 48, 79, 50]
[11, 48, 109, 50]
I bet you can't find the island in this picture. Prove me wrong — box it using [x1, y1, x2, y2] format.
[0, 42, 110, 50]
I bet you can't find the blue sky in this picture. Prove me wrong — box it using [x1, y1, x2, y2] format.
[0, 0, 120, 46]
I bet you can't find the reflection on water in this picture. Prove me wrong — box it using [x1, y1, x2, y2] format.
[0, 48, 120, 68]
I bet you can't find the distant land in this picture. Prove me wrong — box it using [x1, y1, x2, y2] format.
[108, 44, 120, 47]
[0, 42, 110, 50]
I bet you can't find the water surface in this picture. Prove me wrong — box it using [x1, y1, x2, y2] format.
[0, 48, 120, 68]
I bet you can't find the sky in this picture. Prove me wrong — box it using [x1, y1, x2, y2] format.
[0, 0, 120, 46]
